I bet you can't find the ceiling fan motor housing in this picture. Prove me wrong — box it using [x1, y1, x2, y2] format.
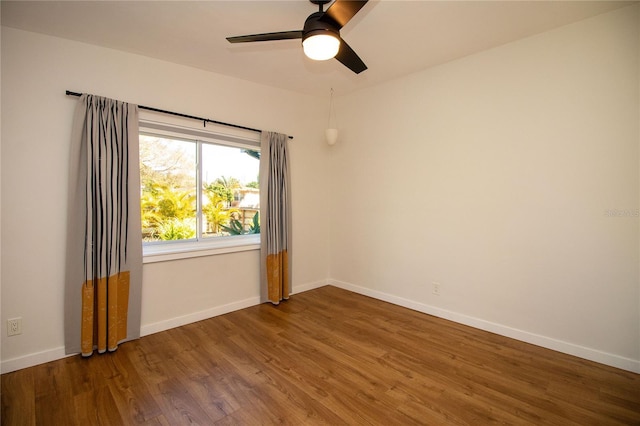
[302, 11, 340, 42]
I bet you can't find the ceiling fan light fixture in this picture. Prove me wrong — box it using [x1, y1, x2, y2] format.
[226, 0, 368, 73]
[303, 33, 340, 61]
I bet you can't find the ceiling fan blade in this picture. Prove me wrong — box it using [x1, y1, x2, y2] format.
[322, 0, 368, 29]
[335, 39, 367, 74]
[227, 30, 303, 43]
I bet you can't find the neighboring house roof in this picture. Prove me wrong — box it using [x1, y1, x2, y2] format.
[237, 190, 259, 209]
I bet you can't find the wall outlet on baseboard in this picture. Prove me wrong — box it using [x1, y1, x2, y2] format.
[7, 318, 22, 336]
[432, 282, 441, 296]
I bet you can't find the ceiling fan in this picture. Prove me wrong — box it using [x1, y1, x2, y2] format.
[226, 0, 368, 74]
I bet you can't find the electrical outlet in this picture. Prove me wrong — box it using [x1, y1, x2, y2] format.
[7, 318, 22, 336]
[432, 282, 441, 296]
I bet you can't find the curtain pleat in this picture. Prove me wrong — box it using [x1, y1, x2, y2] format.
[259, 131, 292, 304]
[65, 94, 142, 356]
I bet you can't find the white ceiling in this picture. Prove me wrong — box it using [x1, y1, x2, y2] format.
[1, 0, 635, 97]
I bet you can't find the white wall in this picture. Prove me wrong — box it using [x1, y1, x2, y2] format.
[330, 5, 640, 372]
[0, 27, 331, 372]
[2, 5, 639, 375]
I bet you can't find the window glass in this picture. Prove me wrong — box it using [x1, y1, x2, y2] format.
[139, 133, 260, 246]
[201, 143, 260, 239]
[140, 135, 196, 242]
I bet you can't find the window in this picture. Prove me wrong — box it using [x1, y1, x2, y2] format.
[139, 118, 260, 262]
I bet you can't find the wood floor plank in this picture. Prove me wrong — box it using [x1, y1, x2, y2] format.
[228, 312, 398, 424]
[153, 377, 216, 425]
[0, 368, 36, 426]
[34, 391, 77, 425]
[2, 286, 639, 425]
[222, 327, 365, 424]
[73, 385, 124, 425]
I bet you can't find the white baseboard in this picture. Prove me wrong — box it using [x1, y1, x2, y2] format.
[328, 279, 640, 374]
[1, 279, 331, 374]
[140, 296, 261, 337]
[141, 279, 329, 337]
[1, 297, 263, 374]
[5, 279, 636, 374]
[292, 279, 328, 294]
[1, 346, 73, 374]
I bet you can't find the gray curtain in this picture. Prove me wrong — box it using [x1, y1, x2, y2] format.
[65, 94, 142, 356]
[259, 131, 292, 304]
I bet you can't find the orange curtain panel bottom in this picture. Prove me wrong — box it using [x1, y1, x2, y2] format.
[80, 272, 131, 356]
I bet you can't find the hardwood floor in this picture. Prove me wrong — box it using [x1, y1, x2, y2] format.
[2, 286, 639, 425]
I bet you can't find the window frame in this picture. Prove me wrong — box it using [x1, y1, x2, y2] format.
[139, 114, 261, 263]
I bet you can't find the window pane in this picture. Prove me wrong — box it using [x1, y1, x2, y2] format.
[201, 143, 260, 238]
[140, 135, 196, 242]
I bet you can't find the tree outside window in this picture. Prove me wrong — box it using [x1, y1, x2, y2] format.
[139, 134, 259, 243]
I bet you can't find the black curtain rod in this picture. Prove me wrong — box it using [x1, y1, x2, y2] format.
[65, 91, 293, 139]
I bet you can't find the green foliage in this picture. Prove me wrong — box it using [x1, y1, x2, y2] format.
[202, 176, 242, 234]
[157, 218, 196, 240]
[202, 201, 238, 234]
[242, 149, 260, 160]
[220, 212, 260, 236]
[140, 136, 198, 241]
[141, 181, 196, 241]
[246, 181, 259, 189]
[208, 177, 241, 194]
[203, 181, 233, 205]
[248, 212, 260, 234]
[219, 218, 245, 235]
